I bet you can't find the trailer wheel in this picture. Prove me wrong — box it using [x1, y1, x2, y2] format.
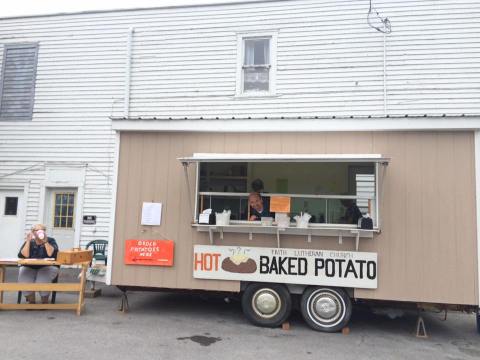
[241, 283, 292, 328]
[300, 287, 352, 332]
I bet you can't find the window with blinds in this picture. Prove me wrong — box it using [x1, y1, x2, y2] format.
[0, 43, 39, 120]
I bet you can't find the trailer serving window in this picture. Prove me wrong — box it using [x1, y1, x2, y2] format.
[179, 154, 389, 230]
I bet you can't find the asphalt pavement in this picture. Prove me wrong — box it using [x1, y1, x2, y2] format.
[0, 268, 479, 360]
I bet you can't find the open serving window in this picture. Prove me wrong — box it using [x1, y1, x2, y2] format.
[179, 154, 389, 249]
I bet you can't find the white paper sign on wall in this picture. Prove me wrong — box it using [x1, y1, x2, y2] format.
[141, 202, 162, 226]
[193, 245, 378, 289]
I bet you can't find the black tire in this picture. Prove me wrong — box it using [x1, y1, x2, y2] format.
[241, 283, 292, 328]
[300, 286, 352, 332]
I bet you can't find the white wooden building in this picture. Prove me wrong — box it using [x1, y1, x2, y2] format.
[0, 0, 479, 258]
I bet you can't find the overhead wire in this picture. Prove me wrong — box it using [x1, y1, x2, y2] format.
[0, 162, 45, 179]
[0, 161, 111, 182]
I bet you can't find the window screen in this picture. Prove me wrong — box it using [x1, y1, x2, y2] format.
[0, 43, 39, 120]
[243, 38, 270, 92]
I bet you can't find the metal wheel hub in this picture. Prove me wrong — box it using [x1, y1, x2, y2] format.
[313, 296, 338, 319]
[252, 289, 281, 318]
[310, 292, 342, 323]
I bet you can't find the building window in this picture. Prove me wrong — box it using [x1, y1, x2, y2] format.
[243, 38, 270, 92]
[4, 197, 18, 216]
[53, 192, 75, 228]
[236, 33, 277, 96]
[0, 43, 39, 121]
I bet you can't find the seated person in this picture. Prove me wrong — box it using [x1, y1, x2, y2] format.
[18, 224, 59, 304]
[340, 199, 363, 225]
[251, 178, 265, 193]
[248, 192, 273, 221]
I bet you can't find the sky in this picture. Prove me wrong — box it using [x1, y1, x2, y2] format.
[0, 0, 264, 18]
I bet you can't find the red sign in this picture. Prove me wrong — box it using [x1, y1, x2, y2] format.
[125, 239, 174, 266]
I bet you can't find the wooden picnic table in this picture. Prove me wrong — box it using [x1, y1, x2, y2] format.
[0, 258, 89, 315]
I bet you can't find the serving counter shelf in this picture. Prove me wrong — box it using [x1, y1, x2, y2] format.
[193, 223, 376, 250]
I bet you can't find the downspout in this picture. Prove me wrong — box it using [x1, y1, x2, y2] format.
[474, 132, 480, 328]
[75, 163, 88, 248]
[383, 32, 388, 116]
[124, 27, 135, 117]
[106, 132, 120, 286]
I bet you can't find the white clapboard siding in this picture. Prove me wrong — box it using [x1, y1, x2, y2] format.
[0, 0, 479, 247]
[0, 5, 124, 246]
[0, 162, 113, 246]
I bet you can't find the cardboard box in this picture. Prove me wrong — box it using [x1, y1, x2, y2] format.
[57, 248, 93, 265]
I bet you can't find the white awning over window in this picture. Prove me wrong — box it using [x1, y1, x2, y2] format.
[178, 153, 390, 164]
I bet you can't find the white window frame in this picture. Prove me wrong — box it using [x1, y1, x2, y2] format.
[235, 32, 278, 97]
[52, 191, 75, 229]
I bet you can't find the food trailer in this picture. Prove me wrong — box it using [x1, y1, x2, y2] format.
[107, 129, 479, 332]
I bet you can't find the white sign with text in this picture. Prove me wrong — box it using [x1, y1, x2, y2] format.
[141, 202, 162, 226]
[193, 245, 377, 289]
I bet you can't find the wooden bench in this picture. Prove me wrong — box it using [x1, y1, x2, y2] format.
[0, 259, 89, 315]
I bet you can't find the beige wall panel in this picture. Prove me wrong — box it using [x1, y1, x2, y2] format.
[402, 133, 424, 301]
[294, 133, 315, 153]
[377, 133, 408, 300]
[419, 133, 439, 301]
[135, 134, 157, 286]
[356, 131, 478, 304]
[112, 131, 478, 305]
[435, 133, 457, 301]
[280, 133, 296, 154]
[453, 134, 477, 303]
[166, 134, 196, 289]
[176, 133, 197, 288]
[148, 133, 172, 287]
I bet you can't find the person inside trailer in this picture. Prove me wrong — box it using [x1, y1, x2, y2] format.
[251, 178, 271, 214]
[17, 224, 59, 304]
[248, 192, 273, 221]
[251, 178, 265, 193]
[340, 199, 363, 225]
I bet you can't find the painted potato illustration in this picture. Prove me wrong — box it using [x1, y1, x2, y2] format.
[221, 253, 257, 274]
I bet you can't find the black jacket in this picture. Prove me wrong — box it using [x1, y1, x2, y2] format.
[18, 237, 59, 269]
